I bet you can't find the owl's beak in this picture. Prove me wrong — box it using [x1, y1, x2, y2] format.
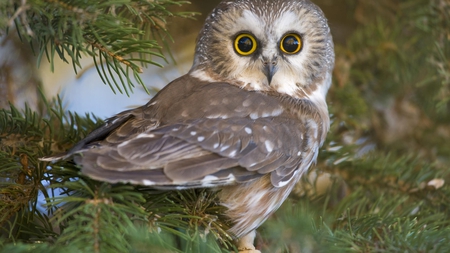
[262, 57, 278, 85]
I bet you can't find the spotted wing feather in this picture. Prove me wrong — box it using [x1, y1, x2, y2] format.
[80, 115, 316, 188]
[44, 76, 322, 188]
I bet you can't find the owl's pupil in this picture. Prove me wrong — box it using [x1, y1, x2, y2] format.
[283, 36, 299, 52]
[238, 37, 253, 52]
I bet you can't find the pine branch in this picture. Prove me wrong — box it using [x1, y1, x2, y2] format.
[0, 0, 198, 95]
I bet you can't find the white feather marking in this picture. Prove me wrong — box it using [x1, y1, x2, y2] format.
[137, 133, 155, 138]
[197, 136, 205, 142]
[142, 179, 155, 185]
[117, 140, 131, 148]
[249, 112, 259, 119]
[247, 192, 266, 208]
[245, 127, 252, 134]
[213, 143, 219, 149]
[242, 99, 252, 107]
[261, 112, 271, 117]
[264, 140, 274, 152]
[276, 170, 300, 187]
[109, 118, 119, 124]
[271, 108, 283, 116]
[118, 133, 154, 148]
[190, 131, 197, 136]
[202, 175, 219, 182]
[201, 174, 235, 187]
[308, 119, 319, 139]
[189, 69, 217, 82]
[220, 145, 230, 152]
[241, 10, 262, 29]
[227, 173, 236, 181]
[201, 175, 220, 187]
[206, 113, 230, 119]
[297, 151, 302, 156]
[308, 72, 332, 107]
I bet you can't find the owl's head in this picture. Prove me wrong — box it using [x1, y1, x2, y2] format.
[190, 0, 334, 102]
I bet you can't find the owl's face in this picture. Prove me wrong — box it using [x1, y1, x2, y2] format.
[190, 0, 334, 102]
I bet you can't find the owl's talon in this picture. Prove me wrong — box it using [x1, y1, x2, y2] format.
[236, 231, 260, 253]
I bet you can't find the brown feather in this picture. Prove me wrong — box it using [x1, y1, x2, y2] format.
[164, 154, 238, 182]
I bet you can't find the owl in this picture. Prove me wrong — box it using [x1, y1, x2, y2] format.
[42, 0, 334, 252]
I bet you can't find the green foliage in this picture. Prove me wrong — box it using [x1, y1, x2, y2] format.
[0, 0, 198, 95]
[141, 189, 235, 252]
[329, 0, 450, 158]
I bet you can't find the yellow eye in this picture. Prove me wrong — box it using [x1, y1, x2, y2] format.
[234, 34, 257, 56]
[280, 33, 302, 54]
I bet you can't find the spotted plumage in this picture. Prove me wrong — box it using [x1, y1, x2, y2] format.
[41, 0, 334, 252]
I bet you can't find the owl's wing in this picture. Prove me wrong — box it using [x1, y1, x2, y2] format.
[79, 115, 316, 188]
[42, 76, 322, 188]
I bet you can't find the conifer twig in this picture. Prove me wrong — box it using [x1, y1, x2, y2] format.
[91, 42, 143, 73]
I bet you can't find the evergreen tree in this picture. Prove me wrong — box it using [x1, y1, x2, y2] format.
[0, 0, 449, 252]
